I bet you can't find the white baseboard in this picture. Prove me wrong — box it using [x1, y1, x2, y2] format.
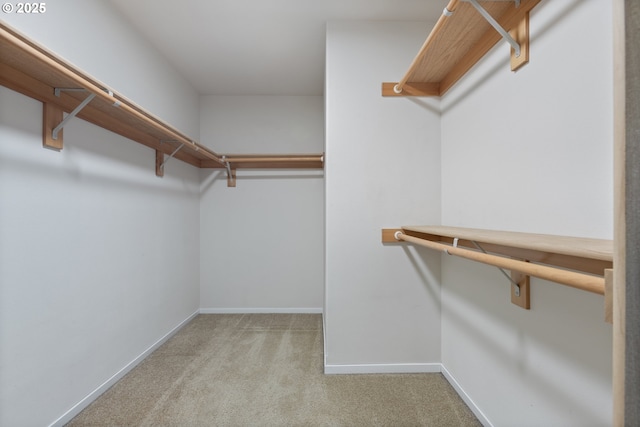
[322, 315, 328, 369]
[323, 362, 491, 426]
[49, 311, 490, 427]
[199, 307, 323, 314]
[441, 365, 493, 427]
[49, 310, 199, 427]
[324, 362, 442, 375]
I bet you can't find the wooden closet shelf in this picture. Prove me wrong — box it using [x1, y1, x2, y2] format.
[404, 225, 612, 262]
[382, 226, 613, 314]
[383, 0, 541, 97]
[0, 22, 323, 177]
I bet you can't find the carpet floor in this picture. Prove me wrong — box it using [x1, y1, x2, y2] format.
[67, 314, 481, 426]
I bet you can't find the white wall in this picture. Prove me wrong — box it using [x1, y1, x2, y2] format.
[0, 2, 201, 426]
[199, 96, 324, 312]
[1, 1, 616, 426]
[324, 21, 442, 371]
[440, 0, 613, 425]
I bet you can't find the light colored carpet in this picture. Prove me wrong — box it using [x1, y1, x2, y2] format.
[67, 314, 481, 426]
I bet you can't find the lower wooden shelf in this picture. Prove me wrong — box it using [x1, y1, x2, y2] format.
[382, 225, 613, 319]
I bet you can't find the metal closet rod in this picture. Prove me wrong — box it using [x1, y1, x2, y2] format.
[222, 155, 324, 163]
[393, 231, 605, 295]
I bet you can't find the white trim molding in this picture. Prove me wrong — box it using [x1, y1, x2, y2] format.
[441, 365, 493, 427]
[199, 307, 323, 314]
[324, 362, 442, 375]
[324, 362, 492, 426]
[49, 310, 199, 427]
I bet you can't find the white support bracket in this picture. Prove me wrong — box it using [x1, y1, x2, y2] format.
[467, 0, 521, 58]
[472, 240, 530, 309]
[156, 142, 184, 177]
[472, 241, 520, 288]
[221, 155, 236, 187]
[51, 88, 96, 140]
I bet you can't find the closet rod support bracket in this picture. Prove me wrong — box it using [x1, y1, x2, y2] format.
[221, 156, 236, 187]
[156, 142, 184, 177]
[51, 92, 96, 140]
[511, 268, 530, 309]
[467, 0, 530, 71]
[471, 240, 530, 309]
[468, 0, 520, 57]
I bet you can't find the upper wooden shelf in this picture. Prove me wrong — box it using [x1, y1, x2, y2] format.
[382, 0, 542, 97]
[0, 22, 323, 178]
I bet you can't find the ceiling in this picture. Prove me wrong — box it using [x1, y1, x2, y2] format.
[108, 0, 448, 96]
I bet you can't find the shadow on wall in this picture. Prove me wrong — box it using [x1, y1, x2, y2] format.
[1, 96, 198, 197]
[440, 0, 585, 113]
[442, 257, 611, 424]
[1, 142, 198, 200]
[407, 97, 441, 115]
[386, 240, 609, 423]
[401, 245, 441, 302]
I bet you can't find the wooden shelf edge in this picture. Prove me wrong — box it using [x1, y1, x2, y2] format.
[381, 228, 403, 242]
[403, 226, 613, 262]
[381, 82, 440, 97]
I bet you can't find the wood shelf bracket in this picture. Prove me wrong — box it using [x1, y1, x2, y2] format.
[156, 141, 184, 177]
[511, 263, 531, 309]
[227, 168, 237, 188]
[510, 10, 530, 71]
[42, 102, 64, 151]
[155, 150, 164, 177]
[472, 240, 531, 310]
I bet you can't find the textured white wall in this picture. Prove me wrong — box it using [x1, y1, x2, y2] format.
[324, 21, 442, 370]
[0, 2, 201, 426]
[440, 0, 613, 425]
[199, 96, 324, 312]
[0, 87, 201, 427]
[440, 0, 613, 238]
